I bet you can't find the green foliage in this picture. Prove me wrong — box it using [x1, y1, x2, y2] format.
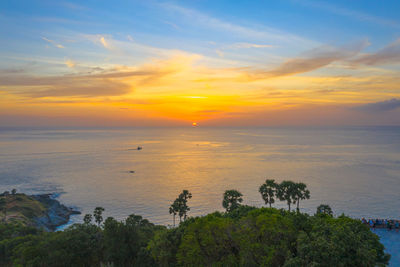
[276, 181, 297, 211]
[169, 199, 179, 226]
[148, 225, 185, 267]
[222, 189, 243, 212]
[0, 202, 390, 267]
[259, 179, 278, 208]
[286, 216, 390, 266]
[83, 214, 93, 224]
[177, 190, 192, 221]
[102, 215, 159, 266]
[177, 212, 238, 266]
[224, 205, 257, 220]
[316, 204, 333, 216]
[170, 190, 192, 224]
[152, 209, 389, 267]
[0, 193, 47, 224]
[0, 208, 164, 267]
[272, 180, 311, 212]
[292, 182, 310, 212]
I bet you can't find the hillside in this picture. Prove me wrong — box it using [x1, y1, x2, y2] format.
[0, 192, 80, 231]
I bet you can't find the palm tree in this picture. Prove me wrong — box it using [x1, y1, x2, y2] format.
[259, 179, 277, 208]
[174, 190, 192, 222]
[293, 182, 310, 212]
[276, 181, 296, 211]
[93, 207, 105, 226]
[169, 199, 179, 226]
[222, 189, 243, 212]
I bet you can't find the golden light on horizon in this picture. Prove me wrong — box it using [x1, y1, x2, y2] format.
[192, 122, 198, 126]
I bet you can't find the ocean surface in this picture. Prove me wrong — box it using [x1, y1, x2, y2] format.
[1, 126, 399, 263]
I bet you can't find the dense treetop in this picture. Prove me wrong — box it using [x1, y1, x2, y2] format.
[0, 182, 390, 266]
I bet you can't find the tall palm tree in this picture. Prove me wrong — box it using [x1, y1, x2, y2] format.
[169, 200, 179, 226]
[222, 189, 243, 212]
[276, 181, 296, 211]
[293, 182, 310, 212]
[93, 207, 105, 226]
[259, 179, 277, 208]
[173, 190, 192, 223]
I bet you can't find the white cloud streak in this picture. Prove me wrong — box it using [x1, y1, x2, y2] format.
[42, 37, 65, 48]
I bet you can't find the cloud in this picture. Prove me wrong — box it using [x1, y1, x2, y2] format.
[355, 98, 400, 112]
[350, 38, 400, 66]
[161, 3, 314, 45]
[0, 73, 132, 97]
[0, 68, 24, 74]
[99, 36, 110, 49]
[65, 59, 76, 68]
[246, 40, 368, 79]
[0, 54, 198, 98]
[83, 34, 113, 50]
[230, 43, 275, 49]
[42, 37, 65, 48]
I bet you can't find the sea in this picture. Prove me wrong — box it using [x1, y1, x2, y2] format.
[0, 126, 399, 264]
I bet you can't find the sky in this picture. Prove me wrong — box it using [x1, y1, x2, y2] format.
[1, 0, 400, 127]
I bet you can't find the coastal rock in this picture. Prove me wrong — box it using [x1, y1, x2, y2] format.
[32, 194, 81, 231]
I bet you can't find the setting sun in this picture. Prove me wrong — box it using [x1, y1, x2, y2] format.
[192, 122, 198, 126]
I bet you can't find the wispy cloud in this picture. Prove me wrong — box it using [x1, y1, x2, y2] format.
[355, 98, 400, 112]
[0, 71, 132, 97]
[83, 34, 113, 50]
[0, 54, 198, 98]
[161, 3, 315, 45]
[215, 42, 275, 58]
[230, 43, 275, 49]
[350, 38, 400, 66]
[246, 40, 368, 79]
[42, 37, 65, 48]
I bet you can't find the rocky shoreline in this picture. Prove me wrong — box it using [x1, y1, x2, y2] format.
[31, 194, 81, 231]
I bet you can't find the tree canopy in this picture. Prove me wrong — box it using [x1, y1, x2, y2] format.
[0, 185, 390, 267]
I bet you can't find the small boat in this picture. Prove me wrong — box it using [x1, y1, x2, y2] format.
[137, 146, 142, 150]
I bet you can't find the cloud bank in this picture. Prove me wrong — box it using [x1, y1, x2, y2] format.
[356, 98, 400, 112]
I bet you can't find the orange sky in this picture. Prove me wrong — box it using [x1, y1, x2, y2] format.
[1, 2, 400, 126]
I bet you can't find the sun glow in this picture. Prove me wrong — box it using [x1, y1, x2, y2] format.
[192, 122, 198, 126]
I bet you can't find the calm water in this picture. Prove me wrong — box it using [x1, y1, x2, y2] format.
[1, 127, 400, 262]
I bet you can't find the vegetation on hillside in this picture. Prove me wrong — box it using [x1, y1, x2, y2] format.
[0, 190, 46, 224]
[0, 181, 390, 266]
